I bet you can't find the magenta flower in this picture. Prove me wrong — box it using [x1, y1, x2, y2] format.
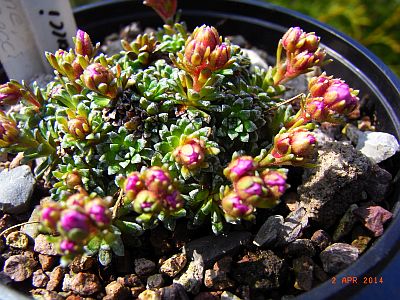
[143, 167, 171, 195]
[271, 128, 316, 159]
[173, 138, 206, 169]
[0, 83, 22, 105]
[261, 169, 288, 200]
[125, 172, 144, 201]
[323, 80, 359, 115]
[235, 176, 269, 207]
[133, 190, 161, 214]
[60, 210, 90, 233]
[223, 156, 258, 182]
[41, 205, 61, 229]
[60, 239, 76, 253]
[163, 190, 183, 210]
[88, 203, 110, 225]
[221, 192, 253, 218]
[82, 63, 117, 99]
[281, 27, 304, 53]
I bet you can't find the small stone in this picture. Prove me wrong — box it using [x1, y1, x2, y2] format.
[356, 130, 399, 163]
[138, 289, 161, 300]
[46, 266, 65, 291]
[204, 268, 235, 290]
[282, 207, 308, 243]
[333, 204, 358, 241]
[286, 239, 316, 257]
[117, 274, 143, 288]
[21, 202, 45, 239]
[184, 231, 251, 268]
[320, 243, 359, 274]
[34, 234, 60, 255]
[3, 252, 38, 281]
[134, 258, 156, 276]
[160, 253, 187, 277]
[147, 274, 164, 289]
[353, 206, 393, 237]
[160, 284, 189, 300]
[39, 254, 57, 271]
[32, 269, 49, 288]
[0, 165, 36, 214]
[311, 230, 331, 251]
[351, 235, 372, 254]
[31, 289, 64, 300]
[105, 281, 130, 300]
[293, 256, 314, 291]
[174, 251, 204, 294]
[70, 255, 95, 273]
[253, 215, 284, 247]
[6, 231, 29, 249]
[242, 48, 269, 70]
[62, 272, 101, 296]
[66, 295, 85, 300]
[220, 291, 242, 300]
[233, 250, 288, 290]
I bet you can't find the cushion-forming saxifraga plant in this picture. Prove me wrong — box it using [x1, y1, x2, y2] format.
[0, 0, 359, 264]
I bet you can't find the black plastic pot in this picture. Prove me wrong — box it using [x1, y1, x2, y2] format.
[1, 0, 399, 299]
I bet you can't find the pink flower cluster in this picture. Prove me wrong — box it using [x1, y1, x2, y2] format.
[222, 156, 288, 219]
[124, 167, 183, 215]
[40, 192, 111, 254]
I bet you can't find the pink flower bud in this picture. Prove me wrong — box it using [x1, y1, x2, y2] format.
[143, 0, 177, 22]
[184, 40, 208, 67]
[290, 129, 316, 157]
[298, 32, 320, 53]
[271, 132, 291, 159]
[67, 116, 91, 140]
[308, 74, 331, 97]
[87, 201, 111, 225]
[209, 43, 231, 71]
[82, 63, 117, 98]
[234, 176, 269, 207]
[41, 205, 61, 229]
[65, 171, 82, 189]
[281, 27, 304, 53]
[66, 193, 87, 208]
[223, 156, 258, 182]
[125, 172, 144, 201]
[60, 239, 77, 253]
[60, 210, 90, 233]
[0, 83, 22, 105]
[133, 190, 161, 214]
[304, 97, 329, 123]
[173, 138, 206, 169]
[191, 25, 221, 50]
[221, 192, 253, 218]
[143, 167, 172, 195]
[323, 80, 359, 115]
[163, 190, 183, 211]
[0, 110, 19, 147]
[74, 30, 94, 58]
[261, 169, 288, 200]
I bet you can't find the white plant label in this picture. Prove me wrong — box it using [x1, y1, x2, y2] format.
[0, 0, 45, 81]
[20, 0, 78, 72]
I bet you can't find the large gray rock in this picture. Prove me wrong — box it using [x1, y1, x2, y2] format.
[184, 231, 251, 268]
[320, 243, 359, 274]
[298, 141, 391, 227]
[0, 165, 36, 214]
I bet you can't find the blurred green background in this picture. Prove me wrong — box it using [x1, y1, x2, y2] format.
[70, 0, 400, 77]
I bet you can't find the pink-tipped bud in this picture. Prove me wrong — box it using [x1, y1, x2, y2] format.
[298, 32, 320, 53]
[68, 116, 91, 140]
[60, 239, 77, 253]
[65, 171, 82, 189]
[0, 110, 19, 148]
[173, 138, 206, 169]
[209, 43, 231, 71]
[223, 156, 258, 182]
[125, 172, 144, 201]
[87, 200, 111, 226]
[281, 27, 304, 53]
[261, 169, 288, 200]
[143, 0, 177, 22]
[75, 30, 94, 58]
[271, 132, 291, 159]
[41, 205, 61, 229]
[0, 83, 22, 105]
[133, 190, 161, 214]
[163, 190, 183, 211]
[304, 97, 329, 123]
[82, 63, 117, 98]
[143, 167, 172, 195]
[290, 128, 317, 157]
[221, 192, 253, 218]
[184, 39, 208, 67]
[191, 25, 221, 50]
[234, 176, 269, 207]
[66, 193, 87, 208]
[323, 80, 359, 115]
[308, 73, 332, 97]
[60, 209, 90, 233]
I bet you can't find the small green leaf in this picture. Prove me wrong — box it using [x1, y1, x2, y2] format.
[98, 248, 112, 266]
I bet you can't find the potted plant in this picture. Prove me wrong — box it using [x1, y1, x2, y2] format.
[0, 0, 399, 299]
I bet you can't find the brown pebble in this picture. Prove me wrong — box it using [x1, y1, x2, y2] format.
[34, 234, 59, 256]
[311, 229, 331, 251]
[117, 274, 143, 288]
[6, 231, 29, 249]
[134, 258, 156, 276]
[3, 251, 37, 281]
[138, 289, 161, 300]
[46, 266, 65, 291]
[62, 272, 102, 296]
[105, 281, 130, 300]
[39, 254, 57, 271]
[70, 255, 95, 273]
[32, 269, 49, 288]
[160, 253, 187, 277]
